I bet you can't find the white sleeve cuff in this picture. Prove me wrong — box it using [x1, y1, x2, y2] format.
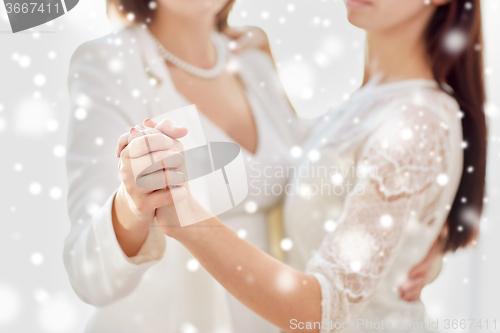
[93, 190, 167, 274]
[126, 221, 166, 265]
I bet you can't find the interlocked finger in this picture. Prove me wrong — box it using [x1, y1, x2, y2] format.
[128, 133, 174, 159]
[136, 169, 187, 190]
[127, 150, 173, 180]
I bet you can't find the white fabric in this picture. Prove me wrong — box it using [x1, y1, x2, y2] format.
[283, 79, 463, 332]
[64, 23, 307, 333]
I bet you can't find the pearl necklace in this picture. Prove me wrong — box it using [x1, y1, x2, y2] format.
[146, 28, 228, 79]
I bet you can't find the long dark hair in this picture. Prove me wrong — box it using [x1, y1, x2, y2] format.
[425, 0, 487, 251]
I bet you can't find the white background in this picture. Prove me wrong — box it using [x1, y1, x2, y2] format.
[0, 0, 498, 332]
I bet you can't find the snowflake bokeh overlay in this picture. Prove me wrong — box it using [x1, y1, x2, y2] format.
[0, 0, 499, 332]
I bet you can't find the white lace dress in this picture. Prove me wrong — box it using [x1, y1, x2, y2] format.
[283, 79, 463, 332]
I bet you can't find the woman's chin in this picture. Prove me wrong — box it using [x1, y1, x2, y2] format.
[345, 9, 383, 31]
[346, 14, 369, 30]
[191, 0, 226, 16]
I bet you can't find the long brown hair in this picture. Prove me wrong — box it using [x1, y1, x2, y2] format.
[425, 0, 487, 251]
[107, 0, 236, 31]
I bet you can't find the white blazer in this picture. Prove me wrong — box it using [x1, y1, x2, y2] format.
[64, 23, 308, 332]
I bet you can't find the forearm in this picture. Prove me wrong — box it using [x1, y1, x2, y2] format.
[172, 205, 322, 332]
[112, 185, 152, 257]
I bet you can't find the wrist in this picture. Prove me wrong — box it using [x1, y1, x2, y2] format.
[114, 185, 153, 230]
[112, 187, 153, 258]
[164, 197, 221, 242]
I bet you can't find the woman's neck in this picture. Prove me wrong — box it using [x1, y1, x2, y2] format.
[148, 11, 217, 69]
[363, 16, 435, 85]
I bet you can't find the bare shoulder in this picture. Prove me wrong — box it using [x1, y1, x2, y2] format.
[224, 25, 272, 57]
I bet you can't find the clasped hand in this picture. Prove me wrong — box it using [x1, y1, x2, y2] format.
[115, 118, 203, 235]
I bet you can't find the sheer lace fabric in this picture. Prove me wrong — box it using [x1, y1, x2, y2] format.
[284, 80, 463, 332]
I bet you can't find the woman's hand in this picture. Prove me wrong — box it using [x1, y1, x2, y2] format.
[224, 26, 271, 56]
[112, 119, 188, 257]
[399, 237, 445, 301]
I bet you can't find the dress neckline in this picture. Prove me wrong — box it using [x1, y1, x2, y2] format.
[140, 25, 263, 158]
[194, 89, 264, 159]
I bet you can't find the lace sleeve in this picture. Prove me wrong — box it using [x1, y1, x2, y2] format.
[305, 106, 457, 331]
